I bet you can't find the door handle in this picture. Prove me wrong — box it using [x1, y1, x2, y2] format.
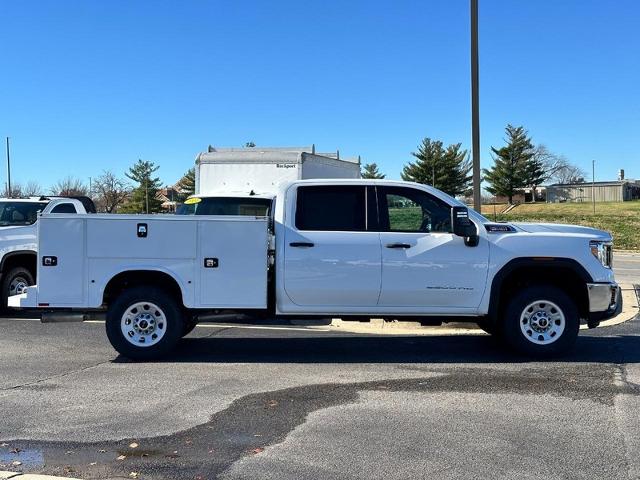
[289, 242, 315, 248]
[385, 243, 411, 249]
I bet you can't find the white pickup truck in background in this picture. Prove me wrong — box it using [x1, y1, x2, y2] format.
[0, 196, 95, 310]
[11, 180, 620, 360]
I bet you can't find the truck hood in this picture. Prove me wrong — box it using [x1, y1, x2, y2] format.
[512, 222, 611, 240]
[0, 224, 37, 243]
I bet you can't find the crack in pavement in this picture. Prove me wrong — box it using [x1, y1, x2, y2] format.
[0, 359, 113, 393]
[0, 363, 636, 479]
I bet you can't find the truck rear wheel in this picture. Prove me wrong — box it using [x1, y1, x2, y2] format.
[1, 267, 35, 311]
[502, 286, 579, 357]
[106, 286, 184, 360]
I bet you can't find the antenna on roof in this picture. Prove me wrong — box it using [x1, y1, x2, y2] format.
[357, 155, 361, 165]
[208, 145, 214, 153]
[336, 149, 340, 160]
[311, 144, 315, 154]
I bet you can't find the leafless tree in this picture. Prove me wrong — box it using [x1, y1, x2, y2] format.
[2, 183, 23, 198]
[23, 181, 43, 196]
[92, 170, 131, 213]
[554, 165, 586, 184]
[533, 145, 585, 185]
[50, 176, 88, 197]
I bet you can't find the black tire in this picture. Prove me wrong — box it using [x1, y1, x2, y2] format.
[106, 286, 184, 360]
[1, 267, 35, 311]
[501, 286, 579, 357]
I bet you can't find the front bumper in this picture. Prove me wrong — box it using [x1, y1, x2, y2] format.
[587, 282, 621, 327]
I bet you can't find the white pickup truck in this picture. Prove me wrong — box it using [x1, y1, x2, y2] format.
[12, 180, 620, 359]
[0, 196, 94, 310]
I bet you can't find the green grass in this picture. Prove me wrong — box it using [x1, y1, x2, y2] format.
[388, 207, 423, 231]
[484, 201, 640, 251]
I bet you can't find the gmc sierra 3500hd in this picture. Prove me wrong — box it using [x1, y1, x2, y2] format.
[11, 180, 620, 360]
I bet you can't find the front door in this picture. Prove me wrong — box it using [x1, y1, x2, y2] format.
[283, 185, 381, 308]
[377, 186, 489, 311]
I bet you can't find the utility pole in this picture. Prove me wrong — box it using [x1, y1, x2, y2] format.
[592, 160, 595, 214]
[145, 178, 149, 214]
[470, 0, 481, 212]
[5, 137, 11, 197]
[432, 161, 436, 188]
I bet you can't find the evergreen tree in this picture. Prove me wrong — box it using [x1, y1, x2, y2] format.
[440, 143, 473, 196]
[177, 167, 196, 199]
[361, 163, 386, 179]
[121, 159, 163, 213]
[522, 153, 546, 202]
[402, 138, 472, 196]
[483, 125, 535, 204]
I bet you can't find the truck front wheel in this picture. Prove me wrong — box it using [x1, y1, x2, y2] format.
[1, 267, 35, 311]
[502, 286, 579, 357]
[106, 286, 184, 360]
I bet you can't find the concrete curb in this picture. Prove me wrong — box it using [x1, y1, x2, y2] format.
[0, 472, 80, 480]
[327, 283, 639, 336]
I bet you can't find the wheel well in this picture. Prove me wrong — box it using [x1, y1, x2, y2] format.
[103, 270, 184, 306]
[491, 264, 589, 321]
[1, 252, 37, 281]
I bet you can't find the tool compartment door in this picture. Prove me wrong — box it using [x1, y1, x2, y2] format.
[37, 215, 86, 306]
[197, 217, 268, 308]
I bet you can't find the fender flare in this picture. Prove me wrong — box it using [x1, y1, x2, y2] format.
[487, 257, 593, 321]
[0, 250, 37, 274]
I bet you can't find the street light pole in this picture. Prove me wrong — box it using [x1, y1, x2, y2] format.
[432, 161, 436, 188]
[5, 137, 11, 197]
[470, 0, 481, 212]
[592, 160, 595, 214]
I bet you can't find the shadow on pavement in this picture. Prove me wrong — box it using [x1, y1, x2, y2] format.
[115, 333, 640, 364]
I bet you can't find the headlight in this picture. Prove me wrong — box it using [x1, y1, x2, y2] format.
[590, 240, 613, 268]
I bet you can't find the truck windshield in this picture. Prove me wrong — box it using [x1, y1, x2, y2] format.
[0, 201, 45, 226]
[176, 197, 272, 216]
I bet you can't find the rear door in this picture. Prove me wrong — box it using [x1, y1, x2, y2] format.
[377, 186, 489, 310]
[283, 185, 381, 307]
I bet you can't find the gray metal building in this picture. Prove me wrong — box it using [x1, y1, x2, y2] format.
[546, 180, 640, 202]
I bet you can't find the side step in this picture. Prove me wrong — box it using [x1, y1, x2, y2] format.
[41, 312, 106, 323]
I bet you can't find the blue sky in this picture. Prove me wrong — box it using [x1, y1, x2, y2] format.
[1, 0, 638, 189]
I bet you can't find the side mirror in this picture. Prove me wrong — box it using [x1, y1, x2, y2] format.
[451, 206, 479, 246]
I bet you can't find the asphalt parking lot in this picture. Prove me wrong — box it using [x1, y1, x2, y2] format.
[0, 256, 638, 480]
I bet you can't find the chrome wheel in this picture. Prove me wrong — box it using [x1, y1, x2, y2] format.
[520, 300, 565, 345]
[120, 302, 167, 347]
[9, 276, 30, 295]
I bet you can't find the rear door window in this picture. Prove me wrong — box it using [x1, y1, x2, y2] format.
[295, 186, 366, 231]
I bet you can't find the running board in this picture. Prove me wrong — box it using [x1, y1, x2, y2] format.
[41, 312, 106, 323]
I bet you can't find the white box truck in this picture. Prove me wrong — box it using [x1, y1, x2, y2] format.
[195, 145, 361, 195]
